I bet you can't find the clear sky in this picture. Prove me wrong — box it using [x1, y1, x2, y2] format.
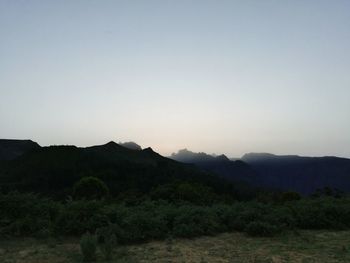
[1, 0, 350, 158]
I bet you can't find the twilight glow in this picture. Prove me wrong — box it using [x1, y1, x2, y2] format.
[1, 0, 350, 157]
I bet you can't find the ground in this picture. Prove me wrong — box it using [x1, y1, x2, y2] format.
[1, 230, 350, 263]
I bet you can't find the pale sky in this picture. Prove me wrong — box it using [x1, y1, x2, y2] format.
[1, 0, 350, 158]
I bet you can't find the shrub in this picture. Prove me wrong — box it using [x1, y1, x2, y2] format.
[80, 232, 97, 262]
[281, 191, 301, 202]
[73, 177, 109, 200]
[120, 204, 169, 242]
[172, 206, 222, 237]
[0, 192, 59, 236]
[244, 221, 279, 237]
[96, 225, 117, 260]
[55, 200, 109, 235]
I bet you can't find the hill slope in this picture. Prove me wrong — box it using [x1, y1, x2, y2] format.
[0, 141, 241, 200]
[171, 149, 350, 195]
[0, 139, 40, 161]
[170, 149, 258, 184]
[242, 153, 350, 194]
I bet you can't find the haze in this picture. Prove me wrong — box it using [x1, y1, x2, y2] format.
[1, 0, 350, 158]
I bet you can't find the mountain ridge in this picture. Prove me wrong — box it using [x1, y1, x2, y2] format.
[2, 139, 350, 196]
[170, 148, 350, 194]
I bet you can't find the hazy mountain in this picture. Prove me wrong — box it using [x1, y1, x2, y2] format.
[170, 149, 258, 185]
[242, 153, 350, 194]
[242, 153, 304, 164]
[2, 138, 350, 197]
[119, 141, 142, 151]
[171, 149, 229, 163]
[171, 150, 350, 195]
[0, 139, 40, 161]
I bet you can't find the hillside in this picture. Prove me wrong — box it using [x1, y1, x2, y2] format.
[242, 153, 350, 194]
[170, 149, 258, 184]
[171, 150, 350, 195]
[0, 140, 241, 201]
[0, 139, 40, 161]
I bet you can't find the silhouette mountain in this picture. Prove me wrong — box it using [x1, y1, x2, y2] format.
[119, 141, 142, 151]
[0, 140, 241, 200]
[0, 139, 40, 161]
[170, 149, 258, 184]
[171, 149, 350, 194]
[171, 149, 228, 162]
[242, 153, 350, 194]
[2, 139, 350, 196]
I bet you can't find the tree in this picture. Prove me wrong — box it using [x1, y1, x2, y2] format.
[73, 177, 109, 200]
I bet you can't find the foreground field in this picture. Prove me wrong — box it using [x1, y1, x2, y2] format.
[1, 230, 350, 263]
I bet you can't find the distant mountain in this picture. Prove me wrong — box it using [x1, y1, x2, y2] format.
[242, 153, 350, 194]
[170, 149, 258, 185]
[119, 141, 142, 151]
[171, 149, 230, 163]
[242, 153, 303, 164]
[3, 138, 349, 197]
[171, 150, 350, 195]
[0, 139, 40, 161]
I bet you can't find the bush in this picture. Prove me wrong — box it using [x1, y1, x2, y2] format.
[55, 200, 109, 235]
[80, 232, 97, 262]
[119, 203, 169, 242]
[2, 192, 350, 243]
[96, 225, 117, 260]
[73, 177, 109, 200]
[245, 221, 279, 237]
[0, 192, 59, 236]
[281, 191, 301, 202]
[172, 206, 222, 237]
[294, 198, 350, 230]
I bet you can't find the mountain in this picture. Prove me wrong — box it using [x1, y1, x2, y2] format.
[242, 153, 350, 194]
[171, 149, 350, 195]
[3, 138, 348, 198]
[170, 149, 258, 184]
[0, 139, 40, 161]
[119, 141, 142, 151]
[0, 140, 241, 201]
[171, 149, 230, 163]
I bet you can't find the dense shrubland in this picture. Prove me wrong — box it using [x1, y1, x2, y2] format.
[1, 191, 350, 242]
[1, 144, 349, 245]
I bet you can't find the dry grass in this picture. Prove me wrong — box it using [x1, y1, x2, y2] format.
[1, 230, 350, 262]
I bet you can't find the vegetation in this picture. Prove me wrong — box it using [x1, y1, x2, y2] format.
[96, 225, 117, 260]
[1, 192, 350, 243]
[80, 232, 97, 262]
[1, 142, 350, 262]
[73, 177, 109, 200]
[0, 144, 255, 202]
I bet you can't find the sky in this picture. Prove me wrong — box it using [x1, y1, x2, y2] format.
[1, 0, 350, 158]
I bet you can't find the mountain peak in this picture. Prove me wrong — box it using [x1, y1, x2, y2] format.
[143, 147, 154, 153]
[170, 149, 230, 163]
[216, 154, 230, 162]
[119, 141, 142, 151]
[106, 141, 118, 146]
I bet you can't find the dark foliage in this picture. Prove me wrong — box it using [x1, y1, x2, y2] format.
[0, 143, 253, 201]
[73, 176, 109, 200]
[1, 192, 350, 242]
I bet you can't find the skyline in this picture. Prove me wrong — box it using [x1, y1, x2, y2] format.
[1, 1, 350, 158]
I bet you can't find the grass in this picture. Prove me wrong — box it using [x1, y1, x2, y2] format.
[1, 230, 350, 262]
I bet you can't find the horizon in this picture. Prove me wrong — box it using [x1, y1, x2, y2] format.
[1, 1, 350, 158]
[1, 137, 349, 160]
